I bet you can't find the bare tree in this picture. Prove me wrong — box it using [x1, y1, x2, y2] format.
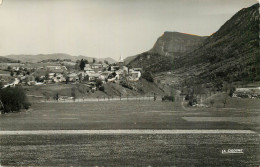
[210, 100, 214, 107]
[222, 94, 229, 108]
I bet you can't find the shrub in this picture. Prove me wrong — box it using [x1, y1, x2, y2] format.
[162, 95, 174, 102]
[0, 86, 31, 113]
[99, 86, 105, 91]
[142, 71, 154, 82]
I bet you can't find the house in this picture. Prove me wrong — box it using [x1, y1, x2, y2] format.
[84, 64, 95, 72]
[3, 78, 20, 88]
[46, 66, 67, 73]
[68, 73, 79, 82]
[85, 72, 100, 81]
[128, 70, 141, 81]
[102, 63, 109, 69]
[116, 69, 125, 80]
[53, 74, 66, 83]
[48, 73, 55, 79]
[132, 68, 142, 72]
[101, 71, 111, 79]
[90, 64, 103, 72]
[111, 66, 120, 71]
[122, 66, 128, 74]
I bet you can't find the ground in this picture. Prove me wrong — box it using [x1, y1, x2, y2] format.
[24, 78, 164, 102]
[0, 99, 259, 166]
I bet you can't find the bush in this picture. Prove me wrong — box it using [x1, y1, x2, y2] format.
[99, 86, 105, 91]
[0, 86, 31, 113]
[142, 71, 154, 82]
[120, 80, 133, 90]
[162, 95, 174, 102]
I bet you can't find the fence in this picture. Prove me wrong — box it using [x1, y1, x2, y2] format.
[29, 95, 163, 103]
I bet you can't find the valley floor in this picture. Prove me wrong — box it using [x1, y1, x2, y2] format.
[0, 100, 259, 166]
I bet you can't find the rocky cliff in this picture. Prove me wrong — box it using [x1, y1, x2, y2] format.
[150, 31, 207, 56]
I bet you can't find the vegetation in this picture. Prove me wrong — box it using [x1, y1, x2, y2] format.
[0, 86, 31, 113]
[79, 59, 86, 71]
[142, 71, 154, 82]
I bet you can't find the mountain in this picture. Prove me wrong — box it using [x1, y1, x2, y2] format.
[150, 31, 207, 56]
[124, 55, 139, 65]
[127, 32, 207, 72]
[126, 32, 207, 66]
[0, 56, 18, 63]
[4, 53, 116, 64]
[128, 3, 259, 84]
[174, 3, 259, 83]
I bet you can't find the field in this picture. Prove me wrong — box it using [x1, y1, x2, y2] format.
[0, 100, 259, 166]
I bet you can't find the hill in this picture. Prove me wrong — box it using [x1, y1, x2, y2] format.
[150, 31, 207, 56]
[0, 56, 18, 63]
[127, 32, 207, 72]
[174, 3, 259, 84]
[128, 3, 259, 85]
[4, 53, 116, 64]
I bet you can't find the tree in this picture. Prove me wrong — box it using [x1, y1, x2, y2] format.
[16, 70, 21, 76]
[210, 100, 214, 107]
[10, 71, 14, 76]
[0, 86, 31, 113]
[78, 73, 83, 82]
[108, 66, 111, 71]
[93, 58, 96, 63]
[104, 60, 109, 65]
[99, 85, 105, 91]
[142, 71, 153, 82]
[65, 77, 70, 84]
[95, 79, 103, 87]
[54, 93, 59, 102]
[35, 76, 41, 82]
[45, 72, 49, 80]
[0, 81, 3, 89]
[79, 59, 86, 71]
[84, 59, 89, 64]
[228, 84, 236, 97]
[71, 87, 76, 101]
[222, 93, 229, 108]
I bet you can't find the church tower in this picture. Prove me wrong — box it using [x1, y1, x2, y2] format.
[118, 55, 124, 69]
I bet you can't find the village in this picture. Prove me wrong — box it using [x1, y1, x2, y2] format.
[0, 56, 142, 92]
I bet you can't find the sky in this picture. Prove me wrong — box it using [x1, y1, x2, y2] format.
[0, 0, 257, 60]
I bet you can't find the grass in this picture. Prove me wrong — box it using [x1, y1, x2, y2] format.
[203, 92, 260, 110]
[0, 133, 258, 166]
[0, 100, 259, 166]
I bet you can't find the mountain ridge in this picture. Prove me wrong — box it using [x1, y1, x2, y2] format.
[128, 3, 259, 85]
[4, 53, 116, 64]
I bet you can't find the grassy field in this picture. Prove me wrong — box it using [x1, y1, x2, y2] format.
[202, 92, 260, 110]
[1, 133, 259, 166]
[0, 100, 259, 131]
[0, 100, 259, 166]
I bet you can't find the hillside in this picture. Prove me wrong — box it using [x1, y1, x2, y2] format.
[126, 32, 206, 66]
[126, 32, 207, 73]
[0, 56, 18, 63]
[127, 32, 206, 72]
[128, 3, 259, 85]
[174, 3, 259, 84]
[128, 52, 175, 73]
[4, 53, 116, 64]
